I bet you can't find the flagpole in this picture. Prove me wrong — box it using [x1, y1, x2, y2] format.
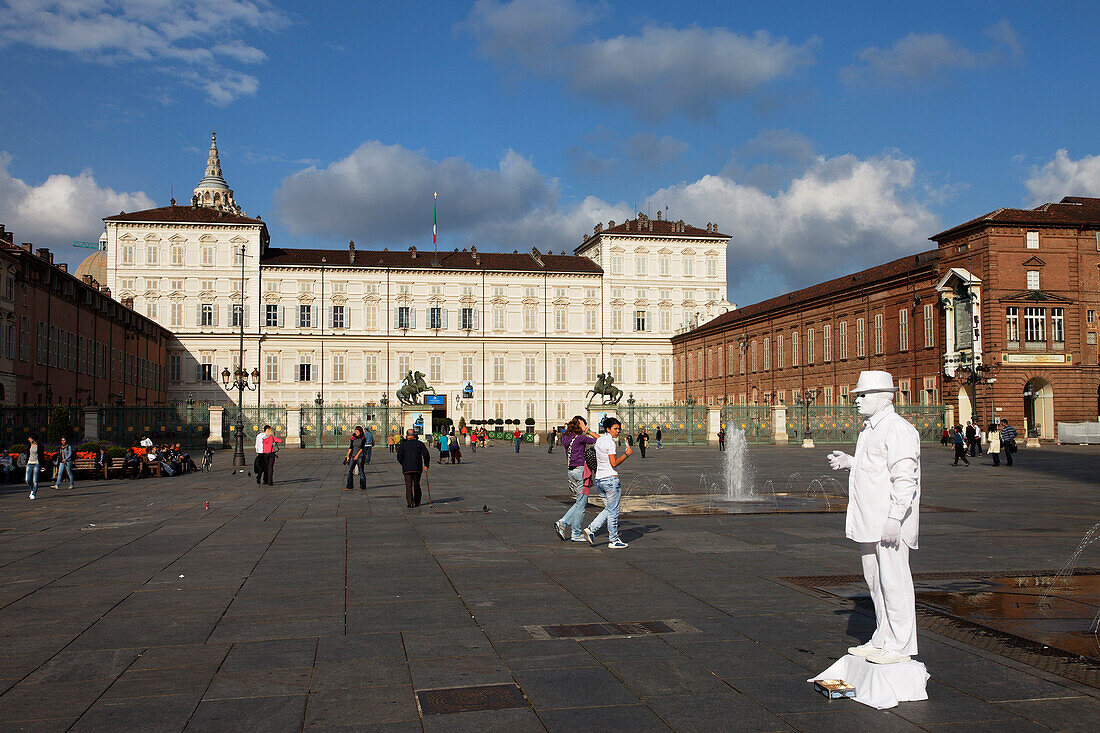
[433, 191, 438, 251]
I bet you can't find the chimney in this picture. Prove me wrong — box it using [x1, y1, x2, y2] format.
[121, 296, 134, 309]
[348, 240, 356, 263]
[409, 245, 417, 259]
[82, 275, 97, 287]
[58, 263, 68, 273]
[530, 247, 543, 266]
[22, 242, 32, 252]
[36, 247, 53, 263]
[656, 210, 662, 220]
[0, 225, 10, 245]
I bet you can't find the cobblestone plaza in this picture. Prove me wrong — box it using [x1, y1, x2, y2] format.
[0, 443, 1098, 731]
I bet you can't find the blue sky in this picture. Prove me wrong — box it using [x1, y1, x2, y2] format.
[2, 0, 1099, 305]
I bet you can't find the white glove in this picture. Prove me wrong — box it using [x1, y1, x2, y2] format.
[880, 518, 902, 547]
[827, 451, 853, 471]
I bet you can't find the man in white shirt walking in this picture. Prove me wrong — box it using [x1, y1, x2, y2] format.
[828, 371, 921, 665]
[583, 418, 633, 549]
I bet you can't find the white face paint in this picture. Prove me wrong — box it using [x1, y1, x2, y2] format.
[855, 391, 894, 418]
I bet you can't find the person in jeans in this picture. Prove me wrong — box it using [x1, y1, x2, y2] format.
[951, 426, 969, 466]
[26, 436, 40, 499]
[53, 436, 75, 490]
[362, 427, 374, 464]
[1000, 420, 1018, 466]
[584, 418, 633, 549]
[555, 416, 598, 542]
[396, 429, 430, 507]
[344, 426, 368, 491]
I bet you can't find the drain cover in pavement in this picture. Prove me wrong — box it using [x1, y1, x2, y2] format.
[526, 619, 697, 640]
[416, 683, 527, 715]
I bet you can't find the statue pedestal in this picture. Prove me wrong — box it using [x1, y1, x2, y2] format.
[809, 654, 928, 710]
[587, 405, 618, 434]
[401, 404, 429, 439]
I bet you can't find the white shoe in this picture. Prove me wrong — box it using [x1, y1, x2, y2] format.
[29, 493, 36, 500]
[583, 527, 596, 546]
[866, 649, 910, 665]
[607, 540, 628, 549]
[847, 641, 881, 657]
[570, 536, 587, 542]
[555, 522, 568, 541]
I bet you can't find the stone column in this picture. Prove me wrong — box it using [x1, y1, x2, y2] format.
[708, 407, 722, 445]
[208, 406, 224, 449]
[772, 405, 788, 445]
[285, 407, 301, 448]
[84, 409, 99, 443]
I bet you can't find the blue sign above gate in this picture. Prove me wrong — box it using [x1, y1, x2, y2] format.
[425, 394, 446, 405]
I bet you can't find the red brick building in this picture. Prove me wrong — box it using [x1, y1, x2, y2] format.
[674, 196, 1100, 441]
[672, 251, 944, 411]
[932, 196, 1100, 439]
[0, 226, 170, 406]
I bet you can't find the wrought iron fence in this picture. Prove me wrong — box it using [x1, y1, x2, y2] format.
[0, 406, 85, 449]
[621, 404, 709, 445]
[222, 406, 288, 448]
[300, 404, 398, 448]
[719, 405, 774, 444]
[785, 403, 946, 444]
[99, 405, 208, 449]
[895, 404, 947, 443]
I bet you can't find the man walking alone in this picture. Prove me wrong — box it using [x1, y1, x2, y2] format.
[397, 429, 430, 507]
[345, 426, 368, 491]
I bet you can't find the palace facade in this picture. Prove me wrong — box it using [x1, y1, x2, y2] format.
[673, 196, 1100, 441]
[95, 133, 731, 428]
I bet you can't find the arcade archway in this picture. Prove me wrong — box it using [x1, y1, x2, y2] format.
[1023, 378, 1054, 440]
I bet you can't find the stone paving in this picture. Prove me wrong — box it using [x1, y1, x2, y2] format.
[0, 439, 1098, 731]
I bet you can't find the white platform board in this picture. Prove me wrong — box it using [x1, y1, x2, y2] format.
[809, 654, 929, 709]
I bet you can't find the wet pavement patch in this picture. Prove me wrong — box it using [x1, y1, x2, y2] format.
[415, 683, 527, 715]
[525, 619, 697, 640]
[784, 569, 1100, 688]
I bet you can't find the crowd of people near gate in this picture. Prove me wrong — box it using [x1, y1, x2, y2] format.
[940, 419, 1020, 467]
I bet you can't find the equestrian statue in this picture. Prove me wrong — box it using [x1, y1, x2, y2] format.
[586, 372, 623, 405]
[396, 370, 436, 405]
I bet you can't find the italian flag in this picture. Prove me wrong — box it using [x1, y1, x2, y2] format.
[433, 192, 437, 244]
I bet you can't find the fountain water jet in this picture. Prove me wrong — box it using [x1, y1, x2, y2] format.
[722, 428, 755, 501]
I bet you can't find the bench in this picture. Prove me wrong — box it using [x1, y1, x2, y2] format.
[72, 458, 99, 478]
[144, 457, 162, 478]
[105, 457, 137, 479]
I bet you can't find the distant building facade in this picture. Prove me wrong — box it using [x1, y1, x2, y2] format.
[674, 196, 1100, 441]
[0, 225, 169, 406]
[95, 132, 731, 428]
[672, 251, 944, 411]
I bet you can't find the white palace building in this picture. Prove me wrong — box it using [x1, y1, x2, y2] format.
[87, 132, 731, 428]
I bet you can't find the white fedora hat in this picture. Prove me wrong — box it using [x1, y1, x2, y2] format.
[851, 370, 898, 395]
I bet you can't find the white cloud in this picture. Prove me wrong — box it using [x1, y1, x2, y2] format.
[462, 0, 816, 118]
[841, 20, 1022, 86]
[647, 153, 940, 293]
[1026, 149, 1100, 205]
[0, 152, 154, 248]
[0, 0, 288, 104]
[275, 141, 939, 299]
[275, 141, 603, 248]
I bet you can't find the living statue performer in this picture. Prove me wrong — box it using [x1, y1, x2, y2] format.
[827, 370, 920, 665]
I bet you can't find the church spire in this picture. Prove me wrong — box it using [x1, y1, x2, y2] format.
[191, 129, 243, 214]
[204, 129, 224, 182]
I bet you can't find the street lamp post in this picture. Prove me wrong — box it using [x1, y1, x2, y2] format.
[222, 244, 259, 467]
[799, 387, 818, 448]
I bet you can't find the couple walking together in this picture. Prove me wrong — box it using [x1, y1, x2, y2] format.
[555, 416, 632, 549]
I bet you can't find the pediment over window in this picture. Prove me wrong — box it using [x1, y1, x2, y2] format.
[1001, 290, 1073, 303]
[168, 234, 186, 243]
[935, 267, 981, 292]
[1021, 256, 1046, 267]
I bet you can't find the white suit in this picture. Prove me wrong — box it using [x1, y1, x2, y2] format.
[848, 404, 921, 656]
